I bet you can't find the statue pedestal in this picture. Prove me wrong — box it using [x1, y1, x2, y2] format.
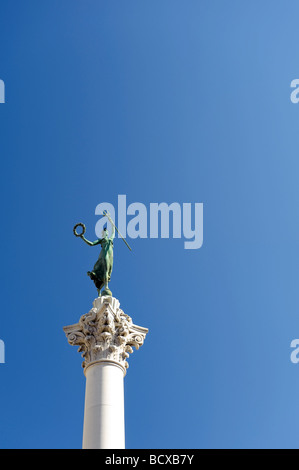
[63, 296, 148, 449]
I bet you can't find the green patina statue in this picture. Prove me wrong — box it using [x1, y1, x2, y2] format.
[73, 211, 131, 297]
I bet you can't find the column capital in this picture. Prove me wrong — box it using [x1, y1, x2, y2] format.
[63, 296, 148, 375]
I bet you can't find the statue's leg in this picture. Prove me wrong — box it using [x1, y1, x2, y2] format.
[99, 255, 112, 296]
[95, 279, 104, 297]
[104, 274, 109, 290]
[101, 272, 112, 296]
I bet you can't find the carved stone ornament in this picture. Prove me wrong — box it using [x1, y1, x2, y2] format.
[63, 296, 148, 375]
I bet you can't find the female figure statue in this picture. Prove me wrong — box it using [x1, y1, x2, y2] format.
[74, 215, 115, 297]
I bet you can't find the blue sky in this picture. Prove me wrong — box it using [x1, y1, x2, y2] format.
[1, 0, 299, 449]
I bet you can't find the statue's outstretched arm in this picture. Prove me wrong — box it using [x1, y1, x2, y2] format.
[81, 235, 102, 246]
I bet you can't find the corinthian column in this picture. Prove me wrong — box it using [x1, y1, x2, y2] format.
[63, 296, 148, 449]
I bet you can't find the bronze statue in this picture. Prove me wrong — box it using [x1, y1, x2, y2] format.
[73, 211, 131, 297]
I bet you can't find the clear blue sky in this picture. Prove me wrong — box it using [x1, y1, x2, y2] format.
[1, 0, 299, 449]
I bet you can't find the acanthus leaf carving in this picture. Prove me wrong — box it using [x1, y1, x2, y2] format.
[63, 296, 148, 374]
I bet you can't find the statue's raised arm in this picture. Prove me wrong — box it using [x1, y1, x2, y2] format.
[73, 223, 101, 246]
[81, 235, 102, 246]
[105, 212, 115, 240]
